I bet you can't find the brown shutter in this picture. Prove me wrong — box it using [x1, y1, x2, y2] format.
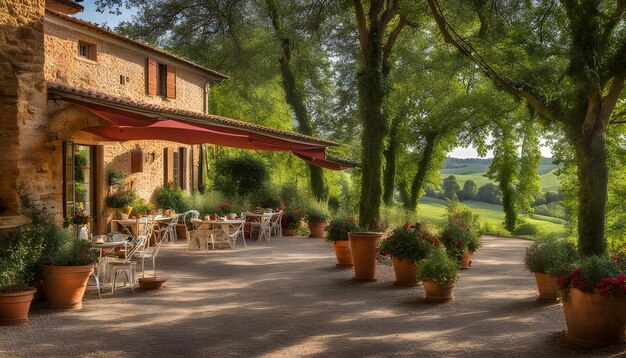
[131, 150, 143, 173]
[164, 148, 174, 185]
[95, 145, 106, 234]
[179, 147, 187, 190]
[166, 64, 176, 99]
[147, 58, 157, 95]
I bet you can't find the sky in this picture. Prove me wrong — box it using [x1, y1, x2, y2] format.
[74, 1, 552, 159]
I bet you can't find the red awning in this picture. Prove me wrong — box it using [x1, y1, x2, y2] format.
[67, 100, 353, 170]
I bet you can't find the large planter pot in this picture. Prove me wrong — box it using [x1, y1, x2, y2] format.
[562, 288, 626, 346]
[423, 281, 454, 302]
[0, 287, 36, 326]
[460, 249, 473, 269]
[42, 265, 94, 309]
[392, 257, 419, 286]
[533, 272, 558, 301]
[308, 221, 326, 238]
[349, 232, 382, 282]
[282, 228, 296, 237]
[332, 240, 353, 268]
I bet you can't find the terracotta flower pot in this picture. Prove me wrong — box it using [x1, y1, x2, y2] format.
[138, 277, 167, 290]
[423, 281, 454, 302]
[0, 287, 36, 326]
[282, 228, 296, 237]
[42, 265, 94, 309]
[308, 221, 326, 238]
[349, 232, 382, 282]
[533, 272, 558, 301]
[460, 249, 473, 269]
[392, 257, 419, 286]
[562, 288, 626, 346]
[332, 240, 353, 268]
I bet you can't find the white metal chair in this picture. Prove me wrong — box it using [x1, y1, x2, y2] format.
[135, 232, 165, 278]
[182, 210, 200, 241]
[257, 215, 273, 242]
[157, 215, 180, 243]
[108, 222, 152, 293]
[269, 211, 283, 238]
[220, 221, 246, 249]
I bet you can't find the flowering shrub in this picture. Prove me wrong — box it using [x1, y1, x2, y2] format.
[416, 246, 460, 286]
[72, 210, 90, 226]
[378, 222, 438, 261]
[326, 217, 359, 242]
[440, 201, 481, 263]
[523, 238, 578, 275]
[216, 202, 231, 216]
[306, 211, 327, 223]
[556, 255, 626, 298]
[282, 210, 304, 229]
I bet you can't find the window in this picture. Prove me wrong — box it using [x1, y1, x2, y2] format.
[63, 143, 98, 230]
[164, 147, 187, 189]
[77, 41, 97, 61]
[147, 57, 176, 98]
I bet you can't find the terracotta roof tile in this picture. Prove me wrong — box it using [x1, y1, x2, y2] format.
[47, 82, 337, 147]
[45, 9, 229, 80]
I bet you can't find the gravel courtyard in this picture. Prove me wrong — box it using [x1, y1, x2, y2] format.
[1, 235, 624, 357]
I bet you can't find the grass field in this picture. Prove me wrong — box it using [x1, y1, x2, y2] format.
[417, 196, 567, 236]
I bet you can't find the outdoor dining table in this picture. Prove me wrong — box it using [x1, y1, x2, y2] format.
[92, 240, 129, 285]
[245, 212, 277, 242]
[111, 216, 174, 245]
[203, 219, 246, 249]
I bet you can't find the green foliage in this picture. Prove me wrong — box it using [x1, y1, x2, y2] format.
[378, 222, 438, 261]
[488, 123, 519, 232]
[461, 180, 477, 201]
[214, 156, 269, 197]
[442, 175, 460, 200]
[328, 196, 341, 212]
[130, 196, 153, 215]
[524, 239, 578, 275]
[0, 227, 46, 292]
[440, 201, 482, 263]
[513, 223, 539, 237]
[74, 150, 88, 183]
[105, 190, 135, 209]
[156, 184, 189, 212]
[556, 256, 626, 298]
[305, 211, 327, 223]
[43, 223, 98, 266]
[475, 183, 501, 205]
[326, 217, 359, 242]
[416, 246, 460, 287]
[106, 166, 124, 187]
[282, 210, 304, 230]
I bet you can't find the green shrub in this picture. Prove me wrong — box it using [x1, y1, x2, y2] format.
[416, 246, 460, 286]
[282, 211, 305, 229]
[440, 201, 481, 263]
[214, 156, 269, 196]
[306, 211, 327, 223]
[513, 223, 539, 236]
[378, 222, 438, 261]
[156, 184, 189, 212]
[326, 217, 358, 242]
[328, 196, 341, 212]
[105, 190, 135, 209]
[106, 166, 124, 187]
[0, 227, 46, 292]
[524, 239, 578, 275]
[44, 225, 98, 266]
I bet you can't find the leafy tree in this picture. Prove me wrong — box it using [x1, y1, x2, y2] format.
[442, 175, 460, 200]
[461, 180, 477, 201]
[476, 183, 501, 205]
[213, 156, 269, 197]
[428, 1, 626, 255]
[488, 122, 519, 232]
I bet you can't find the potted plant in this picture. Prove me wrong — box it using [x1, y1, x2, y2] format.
[306, 211, 327, 238]
[378, 223, 438, 286]
[0, 227, 45, 325]
[556, 255, 626, 346]
[281, 211, 303, 237]
[326, 217, 359, 268]
[105, 190, 135, 219]
[440, 201, 481, 268]
[349, 224, 384, 281]
[416, 246, 460, 301]
[42, 224, 99, 309]
[524, 239, 578, 300]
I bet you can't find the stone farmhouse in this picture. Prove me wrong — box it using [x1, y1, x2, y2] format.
[0, 0, 342, 236]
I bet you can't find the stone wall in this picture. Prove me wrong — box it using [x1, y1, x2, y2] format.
[44, 16, 210, 114]
[0, 0, 52, 232]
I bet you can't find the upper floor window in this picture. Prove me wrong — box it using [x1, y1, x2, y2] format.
[147, 58, 176, 99]
[77, 41, 97, 61]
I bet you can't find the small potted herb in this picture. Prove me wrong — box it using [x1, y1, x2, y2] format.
[306, 211, 328, 238]
[378, 222, 438, 286]
[523, 238, 578, 300]
[416, 246, 460, 301]
[105, 190, 135, 219]
[326, 217, 359, 268]
[281, 211, 304, 236]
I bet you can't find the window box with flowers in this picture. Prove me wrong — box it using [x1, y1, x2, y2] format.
[556, 255, 626, 346]
[305, 212, 328, 238]
[281, 211, 304, 236]
[439, 201, 481, 269]
[378, 222, 439, 286]
[326, 217, 359, 268]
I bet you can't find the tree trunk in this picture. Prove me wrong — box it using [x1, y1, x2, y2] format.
[570, 124, 609, 256]
[406, 133, 438, 210]
[382, 116, 400, 205]
[358, 22, 387, 230]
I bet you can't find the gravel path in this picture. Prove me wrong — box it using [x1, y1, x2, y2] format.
[1, 235, 624, 357]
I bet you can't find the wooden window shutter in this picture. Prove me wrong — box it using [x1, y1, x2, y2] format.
[164, 148, 174, 185]
[95, 145, 105, 233]
[147, 58, 157, 95]
[166, 64, 176, 99]
[179, 147, 187, 190]
[131, 150, 143, 173]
